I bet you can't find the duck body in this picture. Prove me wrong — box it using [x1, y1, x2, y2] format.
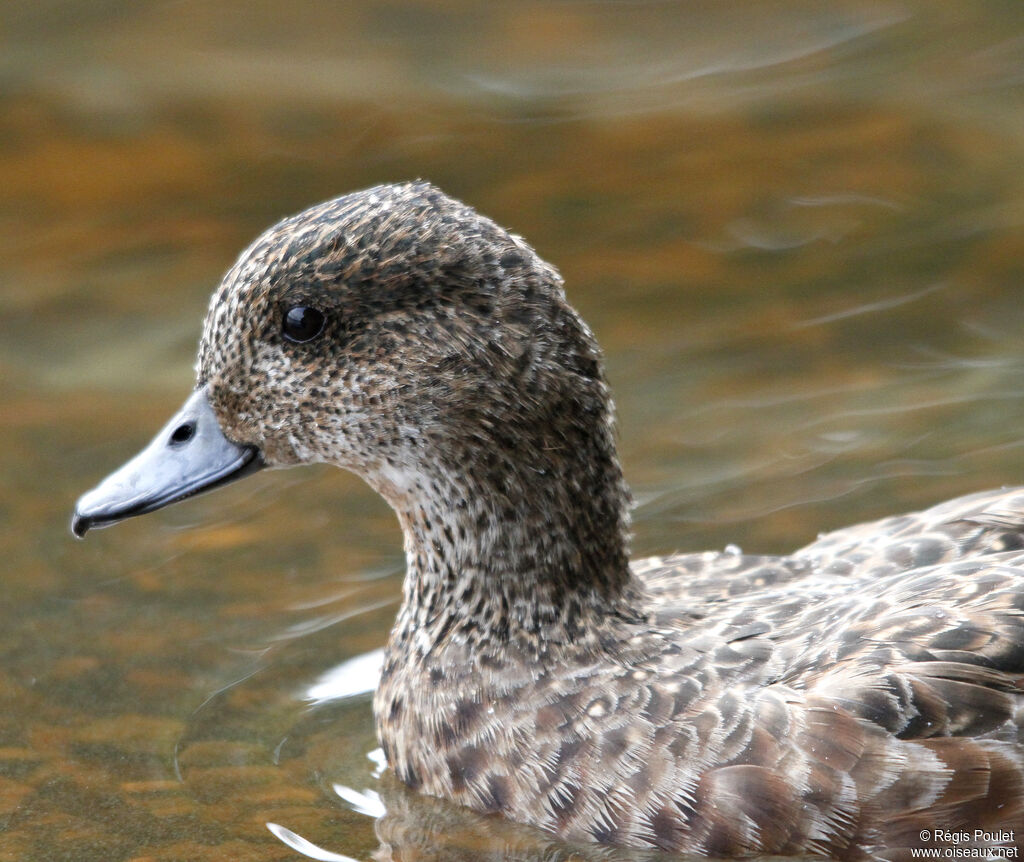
[377, 488, 1024, 857]
[72, 183, 1024, 859]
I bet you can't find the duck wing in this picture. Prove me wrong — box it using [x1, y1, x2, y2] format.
[624, 515, 1024, 857]
[778, 556, 1024, 856]
[797, 487, 1024, 576]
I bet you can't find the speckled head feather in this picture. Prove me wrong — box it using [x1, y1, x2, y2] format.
[84, 183, 1024, 858]
[196, 182, 634, 647]
[200, 182, 581, 465]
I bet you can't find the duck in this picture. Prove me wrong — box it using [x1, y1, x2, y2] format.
[72, 181, 1024, 859]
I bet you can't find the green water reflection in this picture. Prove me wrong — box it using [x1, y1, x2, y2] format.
[2, 1, 1023, 859]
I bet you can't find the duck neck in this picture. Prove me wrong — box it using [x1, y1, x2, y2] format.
[381, 408, 636, 662]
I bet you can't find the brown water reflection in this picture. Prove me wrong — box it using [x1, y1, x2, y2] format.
[2, 1, 1024, 859]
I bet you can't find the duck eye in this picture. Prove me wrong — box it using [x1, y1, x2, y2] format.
[282, 306, 326, 343]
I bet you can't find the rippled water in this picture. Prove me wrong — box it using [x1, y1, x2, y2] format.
[2, 1, 1023, 859]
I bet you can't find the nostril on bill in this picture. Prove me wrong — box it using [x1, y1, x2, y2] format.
[169, 421, 196, 446]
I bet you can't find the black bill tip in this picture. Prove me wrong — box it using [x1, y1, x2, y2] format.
[71, 511, 91, 540]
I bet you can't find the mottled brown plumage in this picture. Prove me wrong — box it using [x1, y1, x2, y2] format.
[78, 183, 1024, 859]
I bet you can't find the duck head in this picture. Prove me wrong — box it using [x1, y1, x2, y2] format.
[72, 182, 629, 586]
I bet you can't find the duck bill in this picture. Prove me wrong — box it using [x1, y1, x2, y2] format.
[71, 386, 263, 538]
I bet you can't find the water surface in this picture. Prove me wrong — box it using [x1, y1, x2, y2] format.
[2, 1, 1023, 859]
